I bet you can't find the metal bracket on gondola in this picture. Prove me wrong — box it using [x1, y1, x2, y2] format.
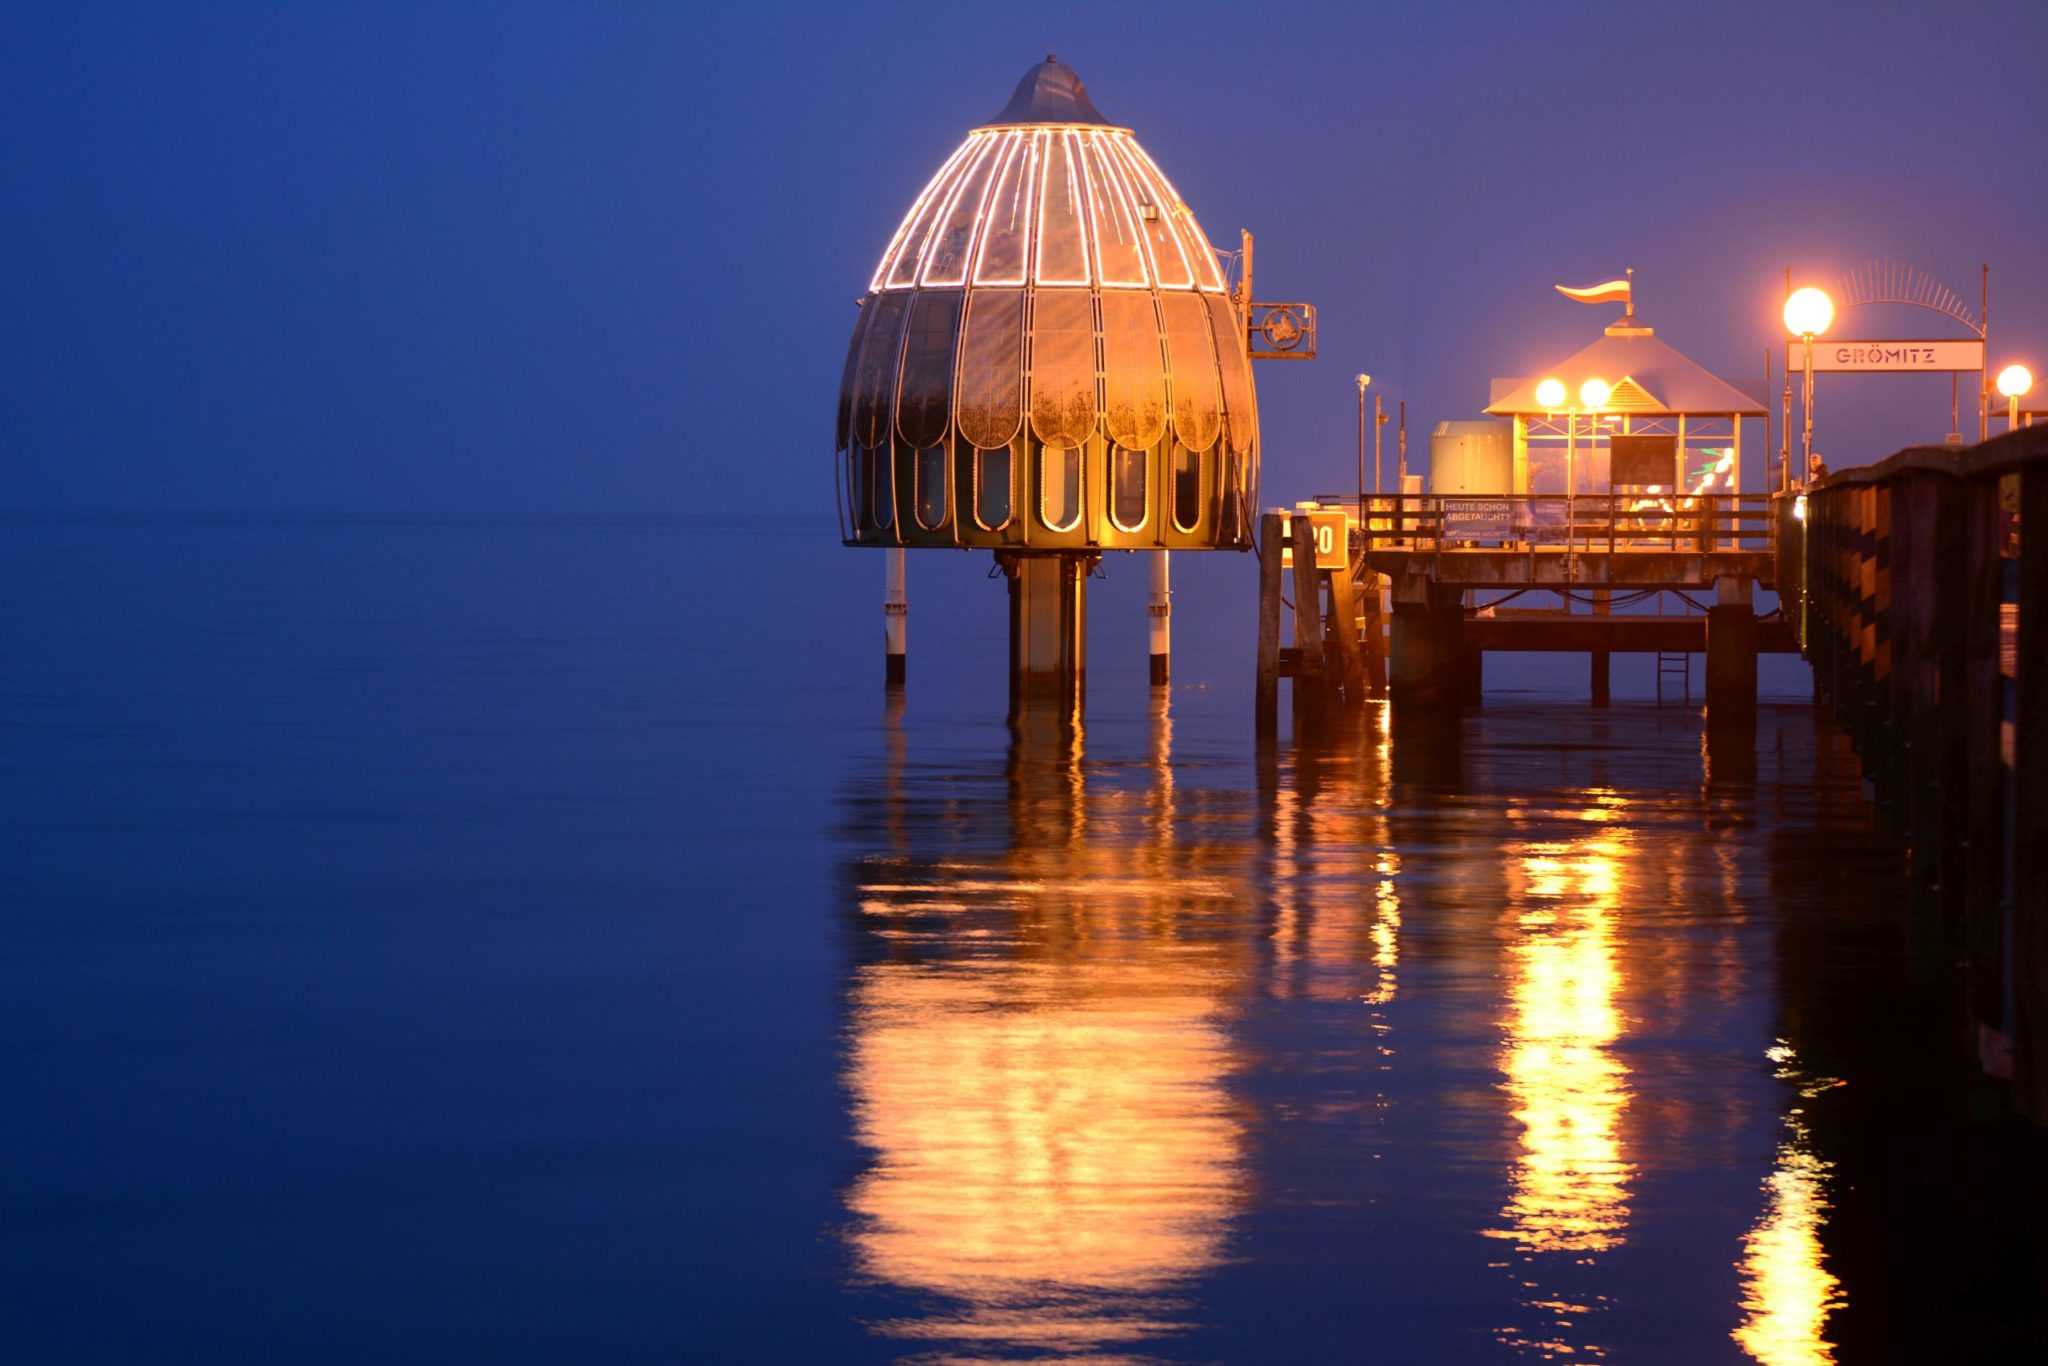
[1248, 302, 1317, 360]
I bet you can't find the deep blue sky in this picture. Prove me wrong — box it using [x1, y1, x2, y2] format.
[6, 0, 2044, 515]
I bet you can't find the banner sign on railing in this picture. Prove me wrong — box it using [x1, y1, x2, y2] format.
[1440, 499, 1513, 539]
[1440, 498, 1570, 540]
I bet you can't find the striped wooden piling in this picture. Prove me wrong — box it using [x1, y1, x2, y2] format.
[1801, 427, 2048, 1119]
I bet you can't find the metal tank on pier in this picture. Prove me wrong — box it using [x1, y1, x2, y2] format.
[835, 56, 1271, 709]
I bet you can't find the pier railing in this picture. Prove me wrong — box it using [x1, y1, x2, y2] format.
[1796, 425, 2046, 1122]
[1345, 492, 1776, 556]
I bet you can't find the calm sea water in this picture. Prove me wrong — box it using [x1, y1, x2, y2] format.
[4, 516, 2043, 1363]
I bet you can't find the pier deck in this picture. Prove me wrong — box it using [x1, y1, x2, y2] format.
[1262, 493, 1781, 715]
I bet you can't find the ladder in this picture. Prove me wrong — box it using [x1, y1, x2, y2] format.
[1655, 651, 1691, 704]
[1653, 590, 1691, 704]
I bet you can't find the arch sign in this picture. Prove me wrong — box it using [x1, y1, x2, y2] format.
[1787, 258, 1993, 438]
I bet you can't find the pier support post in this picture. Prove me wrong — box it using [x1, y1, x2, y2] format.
[1256, 512, 1284, 733]
[2013, 465, 2048, 1120]
[1291, 514, 1326, 722]
[999, 551, 1092, 718]
[883, 548, 907, 687]
[1931, 477, 1972, 934]
[1148, 550, 1171, 687]
[1360, 570, 1388, 696]
[1963, 479, 2010, 1075]
[1590, 589, 1611, 707]
[1390, 577, 1466, 713]
[1325, 545, 1366, 706]
[1705, 574, 1757, 719]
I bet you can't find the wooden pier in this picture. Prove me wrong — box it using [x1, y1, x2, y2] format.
[1257, 493, 1793, 725]
[1795, 426, 2048, 1121]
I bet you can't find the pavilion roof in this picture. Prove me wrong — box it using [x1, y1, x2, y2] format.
[1486, 322, 1767, 418]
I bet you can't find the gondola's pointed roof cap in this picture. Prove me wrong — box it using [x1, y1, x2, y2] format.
[984, 53, 1114, 127]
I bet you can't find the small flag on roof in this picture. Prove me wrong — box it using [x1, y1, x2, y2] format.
[1556, 278, 1630, 305]
[1556, 269, 1635, 317]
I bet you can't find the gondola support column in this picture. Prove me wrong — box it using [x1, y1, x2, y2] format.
[884, 548, 907, 688]
[1149, 550, 1171, 686]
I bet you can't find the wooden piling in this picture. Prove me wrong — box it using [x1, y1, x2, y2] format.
[2012, 464, 2048, 1120]
[1962, 477, 2010, 1072]
[1590, 588, 1611, 707]
[1291, 514, 1326, 717]
[1705, 576, 1757, 719]
[1796, 428, 2048, 1114]
[1257, 512, 1283, 733]
[1325, 549, 1366, 705]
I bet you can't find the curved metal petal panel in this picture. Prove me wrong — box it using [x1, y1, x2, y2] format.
[1160, 291, 1220, 452]
[835, 298, 872, 453]
[1107, 136, 1192, 289]
[972, 135, 1036, 286]
[874, 136, 977, 292]
[1082, 134, 1148, 288]
[955, 288, 1025, 450]
[1205, 294, 1258, 455]
[896, 290, 964, 450]
[1129, 140, 1226, 292]
[1027, 289, 1098, 449]
[919, 140, 1001, 288]
[1100, 290, 1167, 451]
[1033, 132, 1091, 286]
[852, 292, 911, 451]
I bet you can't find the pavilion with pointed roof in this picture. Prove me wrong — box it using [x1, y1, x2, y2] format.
[1486, 309, 1768, 496]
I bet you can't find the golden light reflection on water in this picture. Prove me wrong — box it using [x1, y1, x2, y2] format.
[1490, 829, 1634, 1358]
[1492, 832, 1633, 1256]
[845, 960, 1241, 1351]
[843, 701, 1874, 1359]
[1732, 1043, 1844, 1366]
[843, 702, 1250, 1358]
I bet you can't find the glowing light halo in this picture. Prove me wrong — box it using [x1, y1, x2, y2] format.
[1783, 287, 1834, 338]
[1534, 378, 1567, 410]
[1996, 363, 2033, 399]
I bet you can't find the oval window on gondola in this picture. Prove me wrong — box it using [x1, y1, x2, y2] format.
[1111, 447, 1148, 533]
[915, 444, 948, 531]
[1172, 444, 1201, 532]
[975, 441, 1013, 531]
[1041, 445, 1082, 532]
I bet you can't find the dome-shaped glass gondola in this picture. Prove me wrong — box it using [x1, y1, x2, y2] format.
[836, 58, 1258, 552]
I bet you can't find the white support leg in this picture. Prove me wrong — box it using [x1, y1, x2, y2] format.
[1148, 550, 1171, 687]
[884, 548, 907, 687]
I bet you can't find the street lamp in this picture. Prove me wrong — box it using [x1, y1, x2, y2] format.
[1784, 286, 1834, 484]
[1996, 363, 2033, 431]
[1356, 374, 1369, 515]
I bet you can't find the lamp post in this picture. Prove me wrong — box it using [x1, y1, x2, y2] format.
[1783, 286, 1834, 484]
[1536, 378, 1567, 544]
[1576, 379, 1610, 550]
[1997, 363, 2033, 431]
[1356, 374, 1370, 514]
